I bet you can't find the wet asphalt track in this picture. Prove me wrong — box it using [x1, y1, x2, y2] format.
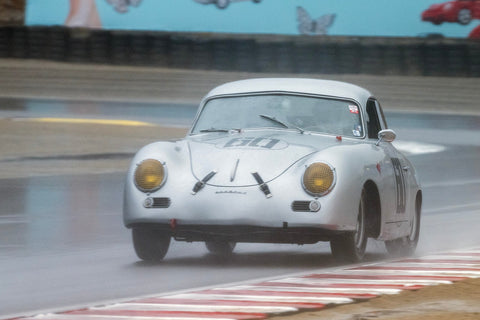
[0, 99, 480, 318]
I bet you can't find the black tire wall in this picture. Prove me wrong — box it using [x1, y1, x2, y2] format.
[1, 26, 479, 77]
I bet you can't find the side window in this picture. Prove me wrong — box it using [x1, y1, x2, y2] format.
[366, 99, 381, 139]
[376, 100, 388, 129]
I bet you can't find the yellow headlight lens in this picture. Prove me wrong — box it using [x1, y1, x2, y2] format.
[134, 159, 166, 192]
[303, 162, 335, 196]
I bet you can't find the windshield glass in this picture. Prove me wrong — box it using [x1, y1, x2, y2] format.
[191, 94, 363, 138]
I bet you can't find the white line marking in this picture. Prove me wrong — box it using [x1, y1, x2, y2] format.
[349, 269, 480, 277]
[408, 255, 480, 261]
[215, 285, 400, 295]
[168, 293, 353, 305]
[269, 277, 452, 286]
[381, 262, 480, 268]
[98, 303, 297, 313]
[30, 314, 230, 320]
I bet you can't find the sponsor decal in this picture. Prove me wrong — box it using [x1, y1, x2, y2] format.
[348, 105, 359, 114]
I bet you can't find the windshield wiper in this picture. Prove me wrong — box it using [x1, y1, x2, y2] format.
[259, 114, 304, 134]
[200, 129, 229, 133]
[259, 114, 288, 128]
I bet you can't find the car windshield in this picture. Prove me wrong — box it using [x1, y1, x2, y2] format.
[191, 94, 363, 138]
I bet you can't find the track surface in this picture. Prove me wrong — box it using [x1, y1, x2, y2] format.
[13, 248, 480, 320]
[0, 60, 479, 318]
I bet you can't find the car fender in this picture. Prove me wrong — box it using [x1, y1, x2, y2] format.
[123, 140, 194, 225]
[291, 142, 387, 232]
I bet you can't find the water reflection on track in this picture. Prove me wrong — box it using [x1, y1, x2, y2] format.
[0, 174, 126, 254]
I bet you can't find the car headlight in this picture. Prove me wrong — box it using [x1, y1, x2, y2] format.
[302, 162, 335, 196]
[134, 159, 166, 192]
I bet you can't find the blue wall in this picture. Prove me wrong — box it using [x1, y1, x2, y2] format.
[25, 0, 480, 38]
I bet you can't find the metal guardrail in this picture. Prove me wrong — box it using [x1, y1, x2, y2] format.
[1, 26, 479, 77]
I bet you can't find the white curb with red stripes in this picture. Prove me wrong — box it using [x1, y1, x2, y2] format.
[9, 248, 480, 320]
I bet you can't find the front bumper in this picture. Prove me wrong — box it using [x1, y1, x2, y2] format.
[123, 178, 360, 238]
[129, 223, 349, 244]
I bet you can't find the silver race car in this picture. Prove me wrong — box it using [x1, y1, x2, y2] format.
[123, 79, 422, 262]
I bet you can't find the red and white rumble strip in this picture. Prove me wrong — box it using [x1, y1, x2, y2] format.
[9, 248, 480, 320]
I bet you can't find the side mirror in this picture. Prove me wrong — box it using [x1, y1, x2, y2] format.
[376, 129, 396, 146]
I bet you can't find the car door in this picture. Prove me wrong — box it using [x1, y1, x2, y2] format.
[366, 99, 410, 231]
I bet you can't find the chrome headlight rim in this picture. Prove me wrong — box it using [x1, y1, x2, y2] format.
[302, 161, 336, 197]
[134, 159, 168, 193]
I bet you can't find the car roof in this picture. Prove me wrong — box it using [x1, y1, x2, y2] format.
[204, 78, 373, 106]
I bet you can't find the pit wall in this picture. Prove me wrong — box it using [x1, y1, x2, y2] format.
[1, 26, 480, 77]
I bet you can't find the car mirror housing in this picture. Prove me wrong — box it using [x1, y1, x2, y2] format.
[376, 129, 396, 145]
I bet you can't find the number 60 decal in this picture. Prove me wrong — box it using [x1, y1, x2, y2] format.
[221, 137, 287, 150]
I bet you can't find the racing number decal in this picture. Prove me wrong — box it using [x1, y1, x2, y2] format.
[224, 138, 280, 149]
[391, 157, 406, 214]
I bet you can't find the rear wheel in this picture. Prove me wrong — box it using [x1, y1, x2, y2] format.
[385, 194, 421, 257]
[330, 189, 368, 263]
[132, 228, 170, 262]
[205, 240, 236, 256]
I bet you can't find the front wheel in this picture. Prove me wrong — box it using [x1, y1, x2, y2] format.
[330, 189, 368, 263]
[206, 240, 236, 256]
[132, 228, 171, 262]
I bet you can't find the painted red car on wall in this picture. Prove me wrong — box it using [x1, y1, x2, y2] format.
[469, 24, 480, 38]
[422, 0, 480, 25]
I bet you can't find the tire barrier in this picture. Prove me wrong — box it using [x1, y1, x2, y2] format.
[1, 26, 480, 77]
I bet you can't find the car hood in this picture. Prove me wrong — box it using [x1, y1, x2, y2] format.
[187, 130, 342, 187]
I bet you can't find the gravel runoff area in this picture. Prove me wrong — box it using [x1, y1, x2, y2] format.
[1, 58, 480, 319]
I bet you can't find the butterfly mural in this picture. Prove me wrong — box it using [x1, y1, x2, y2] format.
[106, 0, 143, 13]
[193, 0, 262, 10]
[297, 6, 336, 35]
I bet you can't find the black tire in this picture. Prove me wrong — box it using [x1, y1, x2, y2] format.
[458, 9, 472, 25]
[132, 228, 170, 262]
[253, 0, 261, 3]
[215, 0, 229, 9]
[205, 240, 236, 256]
[385, 194, 421, 257]
[330, 189, 368, 263]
